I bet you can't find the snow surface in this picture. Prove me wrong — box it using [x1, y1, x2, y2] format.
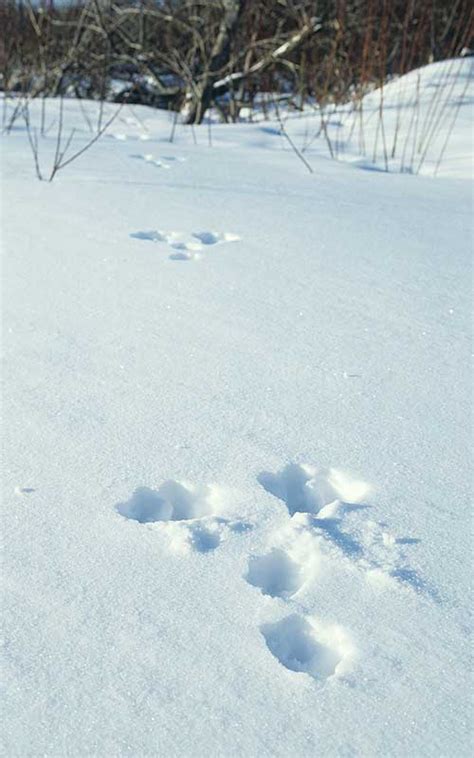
[239, 57, 474, 179]
[1, 60, 473, 756]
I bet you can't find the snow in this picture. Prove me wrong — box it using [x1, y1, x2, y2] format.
[237, 57, 474, 179]
[1, 59, 473, 756]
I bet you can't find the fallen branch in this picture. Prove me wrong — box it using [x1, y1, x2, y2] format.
[213, 19, 322, 95]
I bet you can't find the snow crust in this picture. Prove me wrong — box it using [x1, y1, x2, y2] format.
[1, 59, 472, 756]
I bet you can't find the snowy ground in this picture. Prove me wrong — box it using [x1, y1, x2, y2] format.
[244, 57, 473, 179]
[1, 60, 473, 756]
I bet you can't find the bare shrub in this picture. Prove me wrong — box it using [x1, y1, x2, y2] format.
[2, 0, 472, 177]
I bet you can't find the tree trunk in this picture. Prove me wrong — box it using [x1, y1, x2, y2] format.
[183, 0, 244, 124]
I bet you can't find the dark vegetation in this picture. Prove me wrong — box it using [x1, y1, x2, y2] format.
[1, 1, 472, 123]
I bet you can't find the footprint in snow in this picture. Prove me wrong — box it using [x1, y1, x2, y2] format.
[245, 547, 305, 599]
[116, 480, 250, 553]
[110, 133, 150, 142]
[130, 154, 186, 169]
[257, 462, 432, 597]
[248, 462, 433, 681]
[115, 461, 429, 682]
[130, 230, 169, 242]
[241, 465, 363, 683]
[168, 241, 204, 261]
[130, 228, 241, 261]
[130, 153, 171, 169]
[192, 231, 241, 245]
[161, 155, 187, 162]
[260, 614, 354, 683]
[117, 481, 218, 522]
[257, 463, 370, 517]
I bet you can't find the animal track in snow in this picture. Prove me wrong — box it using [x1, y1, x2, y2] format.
[257, 463, 370, 517]
[245, 548, 305, 598]
[130, 230, 169, 243]
[258, 462, 432, 598]
[168, 240, 204, 261]
[130, 154, 172, 169]
[244, 515, 322, 600]
[116, 481, 250, 553]
[250, 461, 434, 681]
[130, 228, 240, 261]
[109, 133, 149, 142]
[114, 461, 430, 687]
[116, 481, 220, 522]
[167, 517, 243, 554]
[246, 465, 360, 681]
[185, 521, 222, 552]
[161, 155, 187, 163]
[131, 153, 186, 166]
[192, 231, 241, 245]
[260, 614, 354, 682]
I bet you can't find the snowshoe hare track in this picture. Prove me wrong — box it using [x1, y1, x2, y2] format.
[130, 228, 240, 260]
[116, 480, 249, 554]
[115, 463, 429, 680]
[130, 153, 187, 170]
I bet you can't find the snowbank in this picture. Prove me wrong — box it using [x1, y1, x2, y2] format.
[1, 60, 472, 756]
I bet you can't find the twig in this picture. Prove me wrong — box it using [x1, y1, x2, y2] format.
[48, 100, 126, 180]
[433, 66, 471, 176]
[275, 105, 313, 174]
[169, 107, 179, 143]
[207, 114, 212, 147]
[23, 102, 43, 181]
